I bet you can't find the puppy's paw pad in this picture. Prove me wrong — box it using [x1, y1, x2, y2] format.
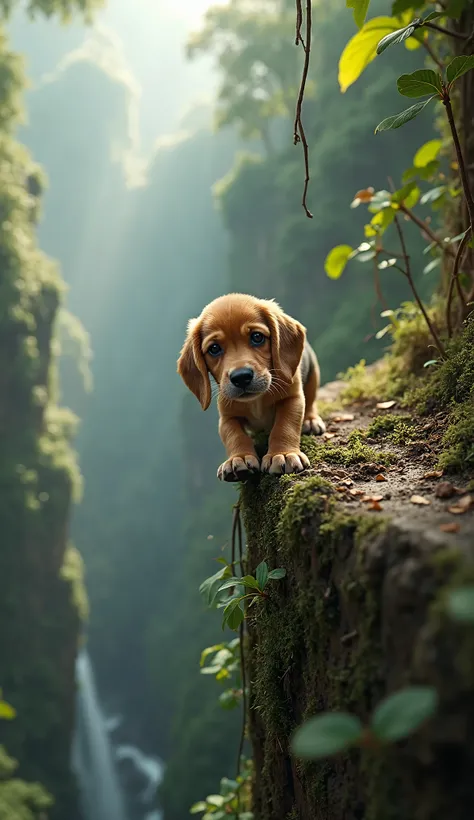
[217, 454, 260, 482]
[261, 451, 310, 476]
[302, 416, 326, 436]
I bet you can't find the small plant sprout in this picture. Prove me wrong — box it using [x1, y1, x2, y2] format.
[218, 561, 287, 631]
[291, 686, 438, 760]
[447, 587, 474, 624]
[190, 759, 254, 819]
[200, 639, 243, 711]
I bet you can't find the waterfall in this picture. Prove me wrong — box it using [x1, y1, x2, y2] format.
[73, 651, 128, 820]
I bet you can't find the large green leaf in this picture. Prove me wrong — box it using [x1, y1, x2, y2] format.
[222, 598, 245, 631]
[347, 0, 371, 28]
[256, 561, 269, 590]
[397, 69, 442, 97]
[413, 139, 442, 167]
[371, 686, 438, 742]
[446, 55, 474, 86]
[375, 96, 436, 133]
[325, 244, 353, 279]
[447, 586, 474, 623]
[339, 16, 403, 92]
[268, 568, 286, 581]
[292, 712, 363, 759]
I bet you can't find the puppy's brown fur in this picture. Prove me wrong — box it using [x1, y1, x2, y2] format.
[177, 293, 325, 481]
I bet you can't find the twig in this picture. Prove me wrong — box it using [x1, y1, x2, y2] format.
[393, 213, 446, 357]
[424, 21, 468, 41]
[422, 36, 444, 72]
[230, 501, 240, 576]
[372, 252, 388, 311]
[399, 204, 454, 255]
[294, 0, 313, 218]
[446, 228, 471, 337]
[443, 93, 474, 236]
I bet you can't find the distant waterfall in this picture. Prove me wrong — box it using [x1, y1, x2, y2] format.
[73, 651, 128, 820]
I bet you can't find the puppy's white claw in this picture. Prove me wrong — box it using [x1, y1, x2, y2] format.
[217, 454, 260, 482]
[302, 416, 326, 436]
[261, 451, 310, 476]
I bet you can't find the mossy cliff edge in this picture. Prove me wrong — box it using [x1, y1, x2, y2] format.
[241, 449, 474, 820]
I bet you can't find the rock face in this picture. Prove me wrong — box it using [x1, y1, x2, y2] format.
[241, 444, 474, 820]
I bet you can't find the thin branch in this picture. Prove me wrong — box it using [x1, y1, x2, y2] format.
[424, 21, 468, 41]
[399, 204, 454, 254]
[233, 502, 246, 781]
[393, 213, 446, 357]
[294, 0, 313, 218]
[422, 36, 444, 72]
[444, 93, 474, 236]
[373, 251, 388, 311]
[446, 228, 471, 337]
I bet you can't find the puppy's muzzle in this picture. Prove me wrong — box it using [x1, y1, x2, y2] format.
[229, 367, 254, 389]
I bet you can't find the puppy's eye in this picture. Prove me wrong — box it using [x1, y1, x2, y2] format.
[208, 342, 223, 357]
[250, 331, 266, 347]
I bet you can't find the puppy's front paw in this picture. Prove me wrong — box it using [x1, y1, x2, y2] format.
[217, 454, 260, 482]
[302, 415, 326, 436]
[261, 451, 310, 476]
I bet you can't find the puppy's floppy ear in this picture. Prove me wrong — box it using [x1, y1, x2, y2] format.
[260, 301, 306, 384]
[177, 318, 211, 410]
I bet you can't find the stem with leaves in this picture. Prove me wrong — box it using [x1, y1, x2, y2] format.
[393, 213, 446, 357]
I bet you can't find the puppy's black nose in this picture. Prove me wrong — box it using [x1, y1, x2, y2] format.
[229, 367, 254, 389]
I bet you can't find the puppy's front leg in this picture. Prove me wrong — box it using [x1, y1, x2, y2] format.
[262, 395, 310, 476]
[217, 416, 260, 482]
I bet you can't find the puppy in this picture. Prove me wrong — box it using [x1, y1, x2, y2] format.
[177, 293, 326, 482]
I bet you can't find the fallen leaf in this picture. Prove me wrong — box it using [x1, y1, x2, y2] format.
[376, 400, 397, 410]
[332, 413, 355, 422]
[424, 470, 444, 479]
[341, 478, 354, 487]
[434, 481, 455, 499]
[447, 495, 473, 515]
[335, 486, 349, 493]
[362, 494, 384, 503]
[375, 474, 387, 482]
[369, 500, 383, 511]
[439, 522, 460, 534]
[323, 432, 337, 440]
[410, 495, 431, 506]
[349, 488, 365, 497]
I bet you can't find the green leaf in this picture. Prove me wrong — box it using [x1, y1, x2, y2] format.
[446, 55, 474, 86]
[220, 777, 239, 795]
[0, 700, 16, 720]
[207, 795, 225, 807]
[256, 561, 269, 591]
[423, 359, 438, 368]
[339, 17, 404, 93]
[268, 568, 287, 581]
[190, 801, 207, 814]
[199, 567, 227, 608]
[376, 23, 418, 55]
[218, 577, 244, 592]
[392, 181, 420, 208]
[423, 11, 445, 23]
[423, 258, 441, 274]
[347, 0, 371, 29]
[200, 643, 225, 667]
[392, 0, 418, 13]
[375, 96, 436, 133]
[420, 186, 446, 205]
[397, 69, 442, 97]
[371, 686, 438, 742]
[368, 190, 392, 212]
[291, 712, 363, 759]
[223, 598, 245, 631]
[447, 586, 474, 623]
[414, 139, 442, 168]
[240, 575, 260, 590]
[324, 245, 353, 280]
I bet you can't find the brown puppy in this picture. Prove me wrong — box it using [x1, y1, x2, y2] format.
[177, 293, 326, 482]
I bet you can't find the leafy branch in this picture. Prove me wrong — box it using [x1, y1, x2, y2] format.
[294, 0, 313, 218]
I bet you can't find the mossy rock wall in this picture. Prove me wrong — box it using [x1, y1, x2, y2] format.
[241, 471, 474, 820]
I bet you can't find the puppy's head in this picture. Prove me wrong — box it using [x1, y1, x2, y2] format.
[177, 293, 306, 409]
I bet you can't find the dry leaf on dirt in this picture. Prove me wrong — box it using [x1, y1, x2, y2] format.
[362, 494, 384, 503]
[439, 522, 460, 534]
[349, 488, 365, 497]
[323, 432, 337, 440]
[376, 400, 397, 410]
[447, 495, 473, 515]
[375, 474, 386, 482]
[369, 500, 383, 511]
[435, 481, 455, 499]
[332, 413, 355, 422]
[424, 470, 444, 479]
[410, 495, 431, 506]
